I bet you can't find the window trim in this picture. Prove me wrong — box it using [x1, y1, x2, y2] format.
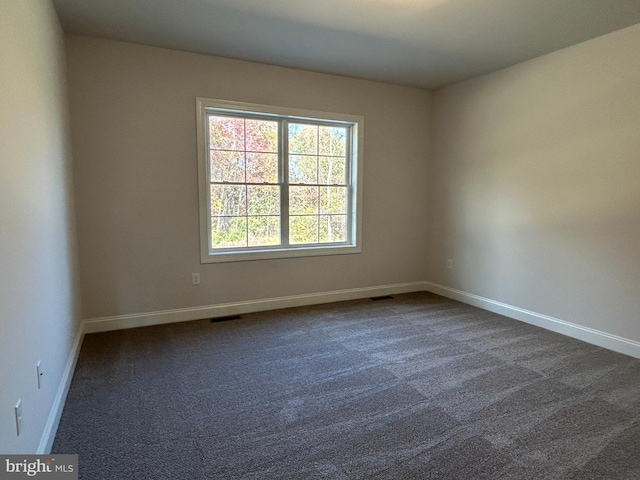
[196, 97, 363, 263]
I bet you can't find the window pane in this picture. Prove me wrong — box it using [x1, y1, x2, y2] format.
[209, 116, 244, 151]
[290, 216, 318, 244]
[248, 216, 280, 246]
[212, 216, 247, 248]
[210, 185, 246, 216]
[246, 119, 278, 153]
[247, 185, 280, 215]
[320, 186, 347, 214]
[318, 156, 346, 185]
[288, 123, 318, 155]
[210, 151, 245, 183]
[289, 186, 318, 215]
[320, 215, 347, 243]
[319, 126, 346, 156]
[246, 153, 278, 183]
[288, 155, 317, 184]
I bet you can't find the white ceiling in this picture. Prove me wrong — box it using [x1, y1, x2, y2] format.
[52, 0, 640, 89]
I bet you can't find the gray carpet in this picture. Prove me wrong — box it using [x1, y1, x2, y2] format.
[52, 292, 640, 479]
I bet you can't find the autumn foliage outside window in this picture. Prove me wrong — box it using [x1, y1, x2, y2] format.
[197, 99, 362, 262]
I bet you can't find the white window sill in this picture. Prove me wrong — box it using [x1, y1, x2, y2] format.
[201, 244, 362, 263]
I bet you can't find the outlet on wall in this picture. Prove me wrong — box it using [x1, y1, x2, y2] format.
[36, 360, 42, 389]
[15, 399, 23, 436]
[192, 273, 200, 285]
[447, 259, 453, 269]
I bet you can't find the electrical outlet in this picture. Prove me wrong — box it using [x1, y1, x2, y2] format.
[36, 360, 42, 389]
[447, 259, 453, 269]
[192, 273, 200, 285]
[15, 399, 23, 436]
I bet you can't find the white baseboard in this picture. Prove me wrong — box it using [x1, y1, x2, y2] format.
[37, 323, 85, 454]
[83, 282, 426, 334]
[423, 281, 640, 360]
[83, 279, 640, 355]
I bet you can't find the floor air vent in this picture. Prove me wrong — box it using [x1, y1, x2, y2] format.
[370, 295, 394, 301]
[209, 315, 242, 323]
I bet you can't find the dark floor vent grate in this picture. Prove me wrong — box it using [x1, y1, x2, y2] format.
[370, 295, 394, 301]
[209, 315, 242, 323]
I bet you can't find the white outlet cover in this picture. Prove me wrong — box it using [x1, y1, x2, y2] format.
[37, 360, 42, 389]
[15, 399, 23, 436]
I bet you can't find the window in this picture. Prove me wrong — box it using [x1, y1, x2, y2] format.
[196, 98, 363, 263]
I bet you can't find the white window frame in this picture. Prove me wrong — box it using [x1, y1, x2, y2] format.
[196, 97, 363, 263]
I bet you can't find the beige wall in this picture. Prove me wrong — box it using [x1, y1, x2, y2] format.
[65, 35, 431, 319]
[0, 1, 81, 453]
[428, 24, 640, 341]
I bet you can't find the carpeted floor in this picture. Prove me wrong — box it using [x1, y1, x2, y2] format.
[52, 292, 640, 479]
